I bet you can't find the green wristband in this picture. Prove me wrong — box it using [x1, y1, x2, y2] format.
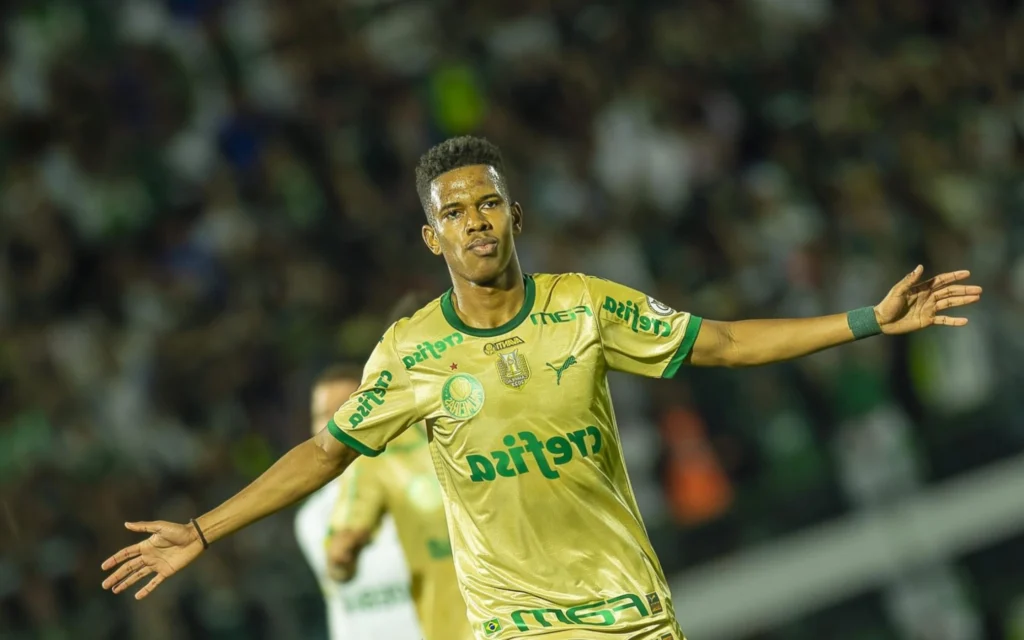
[847, 307, 882, 340]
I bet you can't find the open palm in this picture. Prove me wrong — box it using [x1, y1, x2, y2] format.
[874, 265, 982, 335]
[101, 521, 204, 600]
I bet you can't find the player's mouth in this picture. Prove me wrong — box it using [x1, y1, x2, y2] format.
[466, 237, 499, 257]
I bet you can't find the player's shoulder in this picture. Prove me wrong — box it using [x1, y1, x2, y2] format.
[530, 272, 596, 295]
[532, 272, 621, 310]
[380, 295, 447, 349]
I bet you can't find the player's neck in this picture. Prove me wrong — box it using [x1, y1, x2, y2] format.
[448, 261, 525, 331]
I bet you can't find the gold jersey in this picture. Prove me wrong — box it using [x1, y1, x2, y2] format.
[331, 425, 474, 640]
[328, 273, 702, 639]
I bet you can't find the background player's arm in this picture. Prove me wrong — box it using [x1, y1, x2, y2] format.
[689, 266, 980, 367]
[325, 460, 387, 582]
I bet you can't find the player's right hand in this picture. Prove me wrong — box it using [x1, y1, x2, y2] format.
[101, 521, 205, 600]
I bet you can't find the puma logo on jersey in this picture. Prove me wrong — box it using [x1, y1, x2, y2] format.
[546, 356, 577, 385]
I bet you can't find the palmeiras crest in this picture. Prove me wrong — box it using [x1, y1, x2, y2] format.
[495, 349, 531, 389]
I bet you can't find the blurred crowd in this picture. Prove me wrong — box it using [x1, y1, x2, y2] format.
[2, 0, 1023, 638]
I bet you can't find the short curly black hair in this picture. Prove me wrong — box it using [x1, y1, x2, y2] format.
[415, 135, 507, 220]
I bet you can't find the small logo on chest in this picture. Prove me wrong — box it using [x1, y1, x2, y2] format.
[495, 349, 531, 389]
[483, 336, 524, 356]
[441, 373, 485, 419]
[546, 356, 577, 385]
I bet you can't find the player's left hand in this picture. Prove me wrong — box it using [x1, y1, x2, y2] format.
[101, 521, 204, 599]
[874, 265, 982, 335]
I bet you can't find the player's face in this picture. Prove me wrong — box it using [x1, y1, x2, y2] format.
[310, 379, 360, 436]
[421, 164, 523, 286]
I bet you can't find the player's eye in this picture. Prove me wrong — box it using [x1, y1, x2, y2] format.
[480, 200, 497, 210]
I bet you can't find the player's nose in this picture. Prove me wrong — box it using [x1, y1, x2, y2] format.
[465, 207, 492, 233]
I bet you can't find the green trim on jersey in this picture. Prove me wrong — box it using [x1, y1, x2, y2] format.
[327, 418, 384, 457]
[662, 315, 704, 379]
[440, 275, 537, 338]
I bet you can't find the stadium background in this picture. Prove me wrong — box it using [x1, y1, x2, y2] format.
[1, 0, 1023, 638]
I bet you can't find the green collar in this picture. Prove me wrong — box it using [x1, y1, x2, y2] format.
[440, 275, 535, 338]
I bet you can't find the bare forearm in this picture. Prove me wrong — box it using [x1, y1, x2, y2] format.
[197, 436, 357, 544]
[733, 313, 856, 365]
[694, 313, 861, 367]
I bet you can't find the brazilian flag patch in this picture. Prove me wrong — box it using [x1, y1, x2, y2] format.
[483, 618, 501, 635]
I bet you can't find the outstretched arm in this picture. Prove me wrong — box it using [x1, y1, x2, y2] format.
[103, 321, 420, 600]
[101, 429, 358, 599]
[688, 266, 982, 368]
[198, 430, 358, 543]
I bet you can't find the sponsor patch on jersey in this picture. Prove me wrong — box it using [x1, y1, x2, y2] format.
[441, 373, 485, 419]
[345, 371, 393, 428]
[646, 295, 675, 316]
[495, 349, 531, 389]
[466, 427, 603, 482]
[483, 336, 524, 355]
[510, 591, 652, 632]
[647, 592, 664, 614]
[401, 332, 464, 369]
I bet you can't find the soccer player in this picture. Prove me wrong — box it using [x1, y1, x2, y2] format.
[102, 136, 982, 640]
[294, 363, 422, 640]
[325, 291, 474, 640]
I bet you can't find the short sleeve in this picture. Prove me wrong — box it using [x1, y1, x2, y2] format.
[326, 325, 421, 455]
[330, 459, 386, 534]
[584, 276, 703, 379]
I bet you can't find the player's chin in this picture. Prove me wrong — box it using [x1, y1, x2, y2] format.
[459, 256, 507, 284]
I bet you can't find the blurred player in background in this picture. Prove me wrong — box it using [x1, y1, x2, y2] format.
[326, 292, 473, 640]
[294, 362, 422, 640]
[103, 136, 981, 640]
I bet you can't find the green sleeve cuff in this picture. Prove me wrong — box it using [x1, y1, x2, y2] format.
[326, 419, 384, 457]
[662, 316, 703, 379]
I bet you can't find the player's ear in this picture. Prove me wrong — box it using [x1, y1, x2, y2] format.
[421, 222, 442, 256]
[511, 202, 524, 236]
